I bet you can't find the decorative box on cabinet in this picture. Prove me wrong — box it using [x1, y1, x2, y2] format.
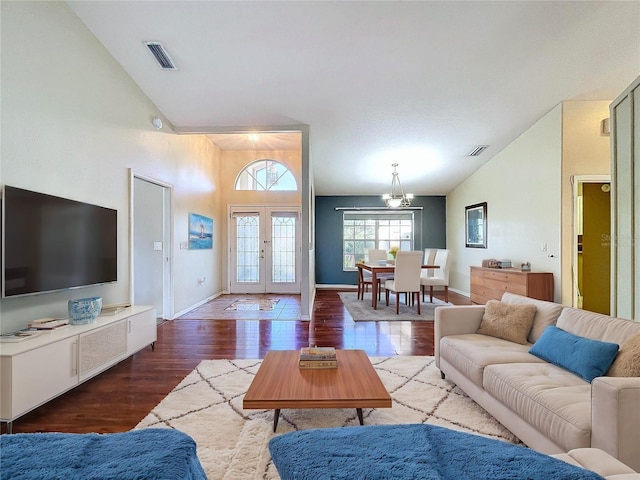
[470, 266, 554, 304]
[0, 305, 156, 432]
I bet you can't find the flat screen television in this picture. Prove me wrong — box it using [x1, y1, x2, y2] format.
[2, 185, 117, 298]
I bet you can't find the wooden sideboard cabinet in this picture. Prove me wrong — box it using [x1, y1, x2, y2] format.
[470, 266, 554, 304]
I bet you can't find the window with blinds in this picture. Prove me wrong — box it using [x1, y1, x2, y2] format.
[342, 211, 414, 270]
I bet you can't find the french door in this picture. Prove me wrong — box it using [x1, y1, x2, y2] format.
[229, 206, 301, 293]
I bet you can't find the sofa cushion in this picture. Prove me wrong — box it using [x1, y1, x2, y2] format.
[529, 326, 619, 383]
[501, 292, 564, 343]
[608, 332, 640, 377]
[557, 307, 640, 345]
[483, 362, 592, 452]
[477, 300, 536, 345]
[440, 334, 544, 387]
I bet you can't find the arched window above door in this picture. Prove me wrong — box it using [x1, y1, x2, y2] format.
[234, 160, 298, 191]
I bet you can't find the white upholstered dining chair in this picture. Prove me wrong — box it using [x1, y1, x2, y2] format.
[422, 248, 437, 278]
[424, 248, 437, 267]
[384, 250, 423, 314]
[420, 248, 451, 303]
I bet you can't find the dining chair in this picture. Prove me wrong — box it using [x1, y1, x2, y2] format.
[384, 250, 423, 314]
[420, 248, 451, 303]
[368, 249, 388, 264]
[357, 249, 389, 300]
[370, 248, 394, 296]
[422, 248, 437, 278]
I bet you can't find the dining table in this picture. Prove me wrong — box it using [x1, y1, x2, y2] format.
[357, 262, 439, 310]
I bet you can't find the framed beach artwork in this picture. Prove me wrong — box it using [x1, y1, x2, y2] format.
[465, 202, 487, 248]
[189, 213, 213, 249]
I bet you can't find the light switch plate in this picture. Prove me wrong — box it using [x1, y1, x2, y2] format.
[153, 242, 163, 251]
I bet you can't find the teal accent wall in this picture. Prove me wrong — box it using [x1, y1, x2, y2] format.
[315, 196, 446, 285]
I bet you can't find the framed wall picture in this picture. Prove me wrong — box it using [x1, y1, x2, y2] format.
[465, 202, 487, 248]
[189, 213, 213, 249]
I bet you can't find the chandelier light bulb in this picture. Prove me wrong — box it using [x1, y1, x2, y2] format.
[382, 163, 412, 208]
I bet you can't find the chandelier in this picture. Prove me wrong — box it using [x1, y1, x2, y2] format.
[382, 163, 413, 208]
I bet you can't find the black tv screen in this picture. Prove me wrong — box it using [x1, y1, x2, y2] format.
[2, 186, 117, 297]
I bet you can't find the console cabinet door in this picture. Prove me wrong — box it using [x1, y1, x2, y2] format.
[78, 320, 127, 382]
[2, 336, 78, 420]
[126, 309, 157, 355]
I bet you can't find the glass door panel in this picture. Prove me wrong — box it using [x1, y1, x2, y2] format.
[230, 207, 300, 293]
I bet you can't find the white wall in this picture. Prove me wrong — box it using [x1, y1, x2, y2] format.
[1, 2, 222, 332]
[447, 105, 563, 301]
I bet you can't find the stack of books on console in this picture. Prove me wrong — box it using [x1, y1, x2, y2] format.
[0, 330, 42, 342]
[27, 318, 69, 330]
[299, 346, 338, 369]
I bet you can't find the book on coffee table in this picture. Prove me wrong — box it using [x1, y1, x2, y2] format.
[299, 346, 336, 360]
[299, 347, 337, 369]
[299, 359, 338, 369]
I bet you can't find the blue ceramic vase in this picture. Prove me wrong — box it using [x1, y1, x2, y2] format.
[68, 297, 102, 325]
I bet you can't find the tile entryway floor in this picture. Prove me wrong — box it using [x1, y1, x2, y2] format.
[177, 294, 302, 320]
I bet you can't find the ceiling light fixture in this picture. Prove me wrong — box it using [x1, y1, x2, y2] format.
[382, 163, 413, 208]
[248, 133, 260, 144]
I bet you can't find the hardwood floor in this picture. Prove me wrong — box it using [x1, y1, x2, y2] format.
[3, 289, 470, 434]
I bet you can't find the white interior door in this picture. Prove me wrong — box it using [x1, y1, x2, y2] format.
[229, 206, 300, 293]
[132, 174, 172, 320]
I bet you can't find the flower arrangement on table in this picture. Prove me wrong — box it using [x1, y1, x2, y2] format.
[389, 246, 399, 259]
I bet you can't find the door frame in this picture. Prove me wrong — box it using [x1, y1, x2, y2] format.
[130, 170, 174, 319]
[571, 174, 610, 309]
[228, 204, 301, 294]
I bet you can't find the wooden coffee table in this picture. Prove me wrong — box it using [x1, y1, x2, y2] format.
[243, 349, 392, 431]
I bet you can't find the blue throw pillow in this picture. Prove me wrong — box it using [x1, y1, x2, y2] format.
[529, 326, 619, 383]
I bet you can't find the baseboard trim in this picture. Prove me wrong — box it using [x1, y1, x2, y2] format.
[316, 284, 357, 290]
[172, 291, 223, 319]
[450, 287, 470, 298]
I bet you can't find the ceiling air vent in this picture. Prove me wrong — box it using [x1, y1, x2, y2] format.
[145, 42, 177, 70]
[467, 145, 489, 157]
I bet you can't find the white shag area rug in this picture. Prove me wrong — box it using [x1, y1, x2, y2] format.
[136, 356, 520, 480]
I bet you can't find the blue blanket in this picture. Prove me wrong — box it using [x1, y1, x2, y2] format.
[1, 428, 206, 480]
[269, 424, 605, 480]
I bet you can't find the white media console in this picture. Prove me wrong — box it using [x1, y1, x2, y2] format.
[0, 305, 156, 432]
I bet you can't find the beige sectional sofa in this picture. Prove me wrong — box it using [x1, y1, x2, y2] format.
[435, 292, 640, 471]
[552, 448, 640, 480]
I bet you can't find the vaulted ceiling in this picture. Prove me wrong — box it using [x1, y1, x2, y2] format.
[67, 1, 639, 195]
